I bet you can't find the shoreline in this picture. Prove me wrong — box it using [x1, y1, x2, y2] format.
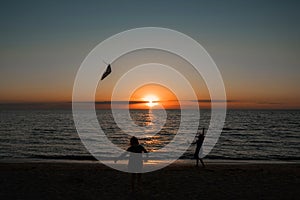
[1, 158, 299, 165]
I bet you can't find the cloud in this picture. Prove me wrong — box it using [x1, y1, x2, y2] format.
[255, 101, 283, 105]
[193, 100, 239, 103]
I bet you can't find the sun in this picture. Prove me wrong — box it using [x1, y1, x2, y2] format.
[143, 95, 159, 107]
[129, 84, 180, 109]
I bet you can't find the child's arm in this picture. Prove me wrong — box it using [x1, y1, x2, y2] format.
[114, 150, 128, 163]
[142, 146, 149, 162]
[142, 146, 148, 153]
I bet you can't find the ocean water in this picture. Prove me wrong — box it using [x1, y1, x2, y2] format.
[0, 109, 299, 161]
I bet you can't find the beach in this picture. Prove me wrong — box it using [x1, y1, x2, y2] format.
[0, 161, 299, 200]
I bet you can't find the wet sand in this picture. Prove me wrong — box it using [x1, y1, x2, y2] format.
[0, 161, 299, 200]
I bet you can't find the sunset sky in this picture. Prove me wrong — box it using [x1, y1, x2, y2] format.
[0, 0, 299, 109]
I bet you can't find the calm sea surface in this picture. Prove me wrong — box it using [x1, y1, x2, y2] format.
[0, 109, 299, 161]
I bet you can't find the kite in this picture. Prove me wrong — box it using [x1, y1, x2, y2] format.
[101, 63, 111, 80]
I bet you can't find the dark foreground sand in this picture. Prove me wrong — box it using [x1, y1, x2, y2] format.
[0, 161, 299, 200]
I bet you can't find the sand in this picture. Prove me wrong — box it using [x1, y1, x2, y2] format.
[0, 161, 299, 200]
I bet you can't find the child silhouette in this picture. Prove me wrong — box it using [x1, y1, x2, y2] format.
[192, 128, 205, 167]
[115, 136, 148, 191]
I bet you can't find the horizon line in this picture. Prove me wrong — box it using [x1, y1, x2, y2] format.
[0, 102, 299, 110]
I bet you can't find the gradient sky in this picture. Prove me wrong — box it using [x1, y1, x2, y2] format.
[0, 0, 299, 109]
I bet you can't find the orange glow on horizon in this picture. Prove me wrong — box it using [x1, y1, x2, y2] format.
[129, 84, 180, 109]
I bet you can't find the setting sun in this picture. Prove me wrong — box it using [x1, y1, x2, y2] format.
[143, 95, 159, 107]
[128, 84, 180, 109]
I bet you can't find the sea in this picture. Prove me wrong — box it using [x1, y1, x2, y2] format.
[0, 108, 299, 162]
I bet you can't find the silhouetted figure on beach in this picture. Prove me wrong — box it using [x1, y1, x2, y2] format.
[115, 136, 148, 192]
[192, 128, 205, 167]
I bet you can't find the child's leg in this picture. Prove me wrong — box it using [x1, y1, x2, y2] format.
[131, 173, 136, 191]
[196, 158, 199, 167]
[137, 173, 142, 190]
[200, 159, 205, 167]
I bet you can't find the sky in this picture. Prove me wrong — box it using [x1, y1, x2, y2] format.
[0, 0, 299, 109]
